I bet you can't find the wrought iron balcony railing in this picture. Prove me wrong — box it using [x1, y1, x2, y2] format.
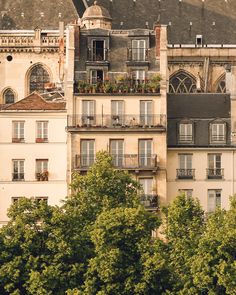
[176, 169, 195, 179]
[12, 173, 24, 181]
[67, 114, 166, 129]
[75, 154, 158, 170]
[207, 168, 224, 179]
[127, 48, 149, 61]
[140, 194, 158, 210]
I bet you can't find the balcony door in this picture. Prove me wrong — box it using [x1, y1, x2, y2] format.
[92, 40, 105, 61]
[110, 140, 124, 167]
[13, 160, 24, 181]
[208, 154, 222, 178]
[82, 100, 95, 125]
[111, 100, 124, 125]
[81, 140, 95, 167]
[139, 139, 152, 167]
[140, 100, 153, 125]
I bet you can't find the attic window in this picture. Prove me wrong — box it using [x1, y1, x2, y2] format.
[196, 35, 202, 47]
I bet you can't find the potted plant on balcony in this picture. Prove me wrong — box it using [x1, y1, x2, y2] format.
[36, 172, 41, 181]
[147, 74, 161, 93]
[41, 170, 49, 181]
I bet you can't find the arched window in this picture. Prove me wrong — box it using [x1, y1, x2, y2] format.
[216, 74, 226, 93]
[169, 71, 197, 93]
[29, 64, 50, 94]
[3, 88, 15, 104]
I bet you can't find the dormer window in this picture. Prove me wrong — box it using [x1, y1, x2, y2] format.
[178, 122, 193, 144]
[91, 70, 104, 83]
[210, 122, 226, 144]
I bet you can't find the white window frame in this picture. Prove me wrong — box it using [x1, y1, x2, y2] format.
[110, 139, 124, 167]
[131, 40, 146, 61]
[210, 123, 226, 143]
[12, 121, 24, 141]
[12, 159, 24, 181]
[208, 189, 221, 212]
[179, 123, 193, 143]
[36, 121, 48, 141]
[140, 100, 153, 125]
[178, 189, 193, 198]
[36, 159, 48, 174]
[81, 139, 95, 167]
[139, 139, 152, 167]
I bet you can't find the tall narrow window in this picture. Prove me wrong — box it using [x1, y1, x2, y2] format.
[132, 70, 145, 84]
[139, 139, 152, 167]
[177, 154, 194, 179]
[12, 160, 24, 181]
[36, 159, 48, 181]
[140, 100, 153, 125]
[3, 88, 15, 104]
[179, 123, 193, 143]
[92, 40, 105, 61]
[12, 121, 24, 143]
[208, 190, 221, 212]
[207, 154, 223, 179]
[81, 140, 95, 167]
[36, 121, 48, 142]
[111, 100, 124, 125]
[29, 64, 50, 93]
[210, 123, 226, 144]
[110, 139, 124, 167]
[139, 178, 158, 209]
[82, 100, 95, 125]
[132, 40, 146, 61]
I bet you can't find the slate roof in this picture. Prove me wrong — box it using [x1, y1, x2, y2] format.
[167, 93, 230, 119]
[0, 0, 78, 30]
[3, 93, 66, 111]
[74, 0, 236, 44]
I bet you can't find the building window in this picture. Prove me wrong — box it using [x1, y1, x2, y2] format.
[208, 190, 221, 212]
[111, 100, 124, 125]
[34, 196, 48, 204]
[210, 123, 226, 144]
[216, 74, 226, 93]
[140, 100, 153, 125]
[90, 40, 106, 61]
[12, 121, 24, 143]
[139, 139, 152, 167]
[36, 121, 48, 142]
[3, 88, 15, 104]
[179, 189, 193, 198]
[110, 139, 124, 167]
[81, 140, 95, 167]
[36, 159, 49, 181]
[139, 178, 158, 209]
[90, 70, 103, 84]
[132, 70, 145, 84]
[179, 123, 193, 143]
[131, 40, 146, 61]
[177, 154, 194, 179]
[29, 64, 50, 94]
[12, 160, 24, 181]
[12, 196, 23, 203]
[169, 71, 197, 93]
[207, 154, 223, 179]
[82, 100, 95, 125]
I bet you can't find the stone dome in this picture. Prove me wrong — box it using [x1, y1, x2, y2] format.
[82, 1, 111, 21]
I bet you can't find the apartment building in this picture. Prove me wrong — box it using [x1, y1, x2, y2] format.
[0, 93, 67, 225]
[65, 2, 168, 209]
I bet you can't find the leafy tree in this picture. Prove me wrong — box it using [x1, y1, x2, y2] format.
[191, 196, 236, 295]
[0, 198, 53, 294]
[163, 194, 205, 293]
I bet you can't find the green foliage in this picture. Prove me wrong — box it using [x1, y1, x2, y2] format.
[0, 154, 235, 294]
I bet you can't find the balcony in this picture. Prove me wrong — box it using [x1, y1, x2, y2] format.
[12, 173, 24, 181]
[140, 194, 158, 210]
[75, 154, 158, 171]
[35, 172, 49, 181]
[75, 75, 161, 94]
[67, 114, 166, 130]
[207, 168, 224, 179]
[176, 169, 195, 179]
